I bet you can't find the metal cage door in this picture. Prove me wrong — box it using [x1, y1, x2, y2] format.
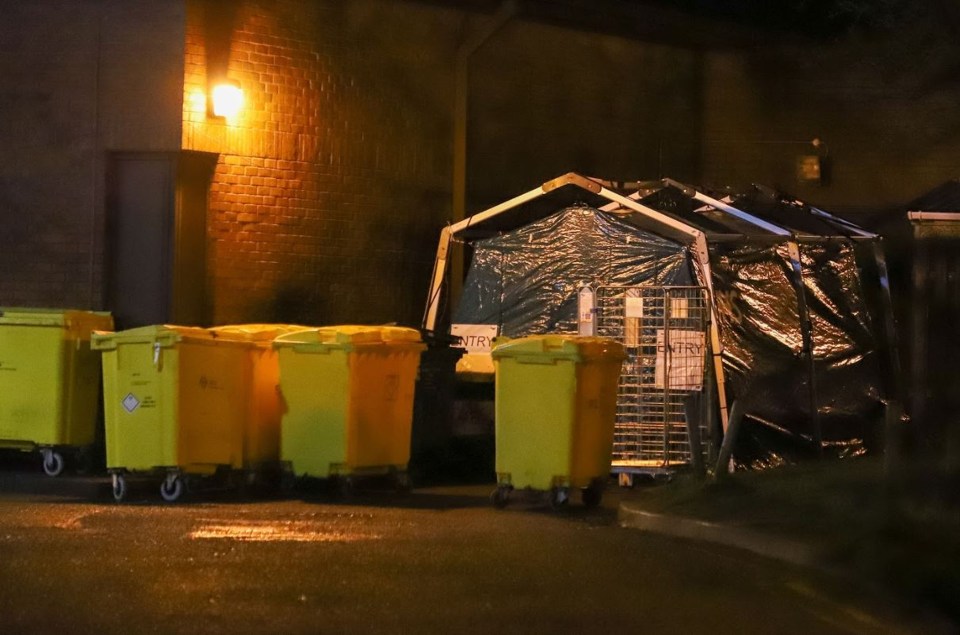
[596, 286, 711, 483]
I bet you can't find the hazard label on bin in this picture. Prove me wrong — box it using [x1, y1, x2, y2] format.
[122, 393, 141, 413]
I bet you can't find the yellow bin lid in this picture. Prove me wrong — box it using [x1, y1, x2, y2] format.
[273, 325, 423, 352]
[92, 324, 217, 350]
[373, 326, 424, 343]
[209, 323, 311, 343]
[0, 307, 113, 339]
[491, 334, 625, 363]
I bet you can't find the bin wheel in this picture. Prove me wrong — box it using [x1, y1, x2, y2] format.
[549, 486, 570, 511]
[335, 476, 355, 500]
[491, 485, 512, 509]
[41, 450, 65, 477]
[581, 480, 604, 509]
[280, 470, 296, 495]
[111, 473, 127, 503]
[160, 474, 184, 503]
[617, 473, 635, 489]
[393, 471, 412, 494]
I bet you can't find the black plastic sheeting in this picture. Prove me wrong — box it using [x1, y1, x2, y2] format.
[710, 240, 885, 468]
[454, 205, 693, 336]
[452, 203, 890, 469]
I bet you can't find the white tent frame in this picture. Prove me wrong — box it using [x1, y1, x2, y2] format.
[599, 179, 847, 447]
[422, 172, 731, 432]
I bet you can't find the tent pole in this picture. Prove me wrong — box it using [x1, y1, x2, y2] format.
[693, 233, 730, 435]
[449, 185, 545, 234]
[869, 241, 905, 410]
[423, 226, 452, 331]
[869, 240, 906, 472]
[787, 241, 823, 458]
[596, 185, 732, 435]
[662, 178, 792, 237]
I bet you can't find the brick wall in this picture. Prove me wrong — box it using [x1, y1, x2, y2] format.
[182, 0, 457, 326]
[469, 21, 703, 210]
[180, 1, 711, 326]
[0, 1, 185, 310]
[8, 1, 957, 322]
[700, 14, 960, 218]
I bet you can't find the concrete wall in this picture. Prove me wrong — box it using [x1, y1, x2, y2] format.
[0, 1, 185, 309]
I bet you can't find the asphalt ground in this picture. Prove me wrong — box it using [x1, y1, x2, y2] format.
[0, 462, 954, 635]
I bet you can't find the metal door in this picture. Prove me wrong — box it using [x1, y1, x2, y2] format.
[106, 152, 214, 329]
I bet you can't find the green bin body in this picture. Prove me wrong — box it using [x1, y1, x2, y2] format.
[0, 308, 113, 453]
[274, 326, 426, 479]
[492, 335, 625, 491]
[93, 325, 253, 476]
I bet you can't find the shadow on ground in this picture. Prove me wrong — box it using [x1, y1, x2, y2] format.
[620, 456, 960, 624]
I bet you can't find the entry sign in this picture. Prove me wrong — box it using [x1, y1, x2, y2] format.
[451, 324, 499, 353]
[655, 329, 705, 391]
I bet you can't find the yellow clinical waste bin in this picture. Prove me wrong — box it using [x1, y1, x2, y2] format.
[0, 307, 113, 476]
[490, 335, 625, 509]
[93, 325, 256, 502]
[273, 325, 426, 494]
[208, 324, 308, 481]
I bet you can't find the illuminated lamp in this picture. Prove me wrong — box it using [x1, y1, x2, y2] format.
[796, 137, 830, 186]
[210, 80, 243, 119]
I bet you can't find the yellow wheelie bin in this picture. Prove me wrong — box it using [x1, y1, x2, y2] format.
[274, 325, 426, 495]
[490, 335, 625, 509]
[0, 307, 113, 476]
[208, 324, 308, 487]
[93, 325, 256, 502]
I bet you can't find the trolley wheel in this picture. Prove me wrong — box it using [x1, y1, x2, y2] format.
[111, 473, 128, 503]
[581, 479, 604, 509]
[160, 473, 184, 503]
[491, 485, 512, 509]
[41, 450, 65, 477]
[549, 486, 570, 511]
[617, 473, 635, 489]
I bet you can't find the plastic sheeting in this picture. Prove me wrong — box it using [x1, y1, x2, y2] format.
[710, 240, 885, 468]
[454, 205, 693, 336]
[452, 201, 890, 469]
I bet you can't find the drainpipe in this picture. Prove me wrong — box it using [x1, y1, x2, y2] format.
[450, 1, 517, 308]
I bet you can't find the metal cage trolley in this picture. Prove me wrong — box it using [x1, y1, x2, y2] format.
[595, 286, 712, 486]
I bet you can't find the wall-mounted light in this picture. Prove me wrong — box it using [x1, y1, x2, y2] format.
[796, 137, 830, 186]
[210, 79, 243, 119]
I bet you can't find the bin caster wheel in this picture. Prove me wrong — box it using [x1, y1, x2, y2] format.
[393, 471, 412, 494]
[617, 473, 634, 489]
[581, 479, 604, 509]
[280, 470, 296, 495]
[111, 473, 127, 502]
[41, 449, 65, 477]
[549, 486, 570, 511]
[335, 476, 355, 500]
[160, 474, 184, 503]
[491, 485, 512, 509]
